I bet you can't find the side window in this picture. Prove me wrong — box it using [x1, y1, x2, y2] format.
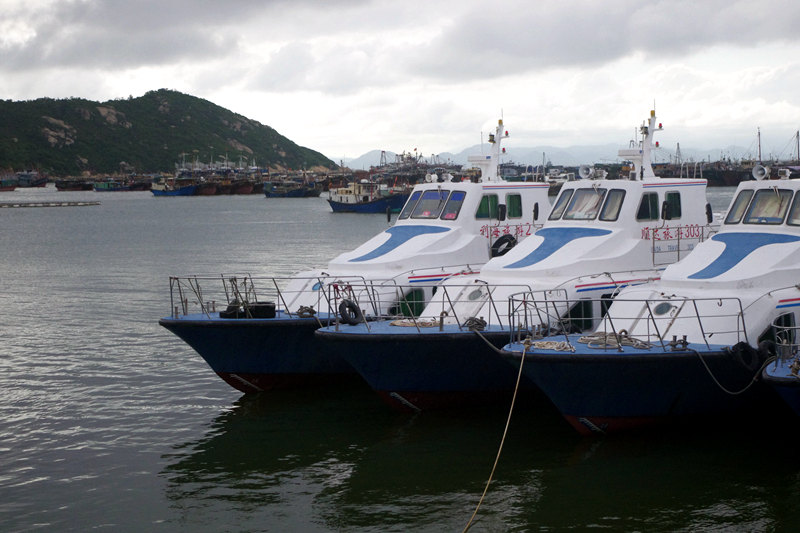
[506, 194, 522, 218]
[665, 191, 682, 220]
[724, 190, 754, 224]
[563, 188, 607, 220]
[549, 190, 573, 220]
[636, 192, 659, 221]
[599, 189, 625, 221]
[787, 193, 800, 226]
[399, 190, 422, 219]
[411, 189, 450, 219]
[440, 190, 466, 220]
[476, 194, 499, 219]
[743, 189, 792, 224]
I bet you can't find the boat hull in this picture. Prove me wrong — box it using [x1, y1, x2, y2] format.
[762, 360, 800, 416]
[152, 185, 197, 196]
[503, 338, 773, 435]
[159, 312, 357, 393]
[317, 323, 528, 411]
[328, 193, 409, 213]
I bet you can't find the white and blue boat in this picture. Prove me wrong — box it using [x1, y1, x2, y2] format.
[316, 110, 716, 411]
[159, 119, 551, 393]
[504, 165, 800, 434]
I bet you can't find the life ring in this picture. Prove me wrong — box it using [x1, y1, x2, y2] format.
[338, 299, 364, 325]
[491, 234, 517, 257]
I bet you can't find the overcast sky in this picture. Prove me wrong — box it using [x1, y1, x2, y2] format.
[3, 0, 800, 164]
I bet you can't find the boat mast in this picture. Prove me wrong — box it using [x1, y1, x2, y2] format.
[757, 127, 762, 164]
[466, 119, 508, 182]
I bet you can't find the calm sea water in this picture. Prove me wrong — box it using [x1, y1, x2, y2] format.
[2, 185, 799, 532]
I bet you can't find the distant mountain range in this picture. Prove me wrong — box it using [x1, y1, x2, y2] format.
[343, 144, 758, 170]
[0, 89, 335, 175]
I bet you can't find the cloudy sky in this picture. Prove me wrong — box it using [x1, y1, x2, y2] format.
[3, 0, 800, 164]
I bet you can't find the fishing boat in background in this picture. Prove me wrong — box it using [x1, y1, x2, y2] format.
[55, 179, 94, 191]
[327, 178, 411, 213]
[159, 118, 551, 393]
[263, 177, 322, 197]
[151, 176, 197, 196]
[503, 164, 800, 435]
[15, 171, 47, 188]
[316, 110, 716, 412]
[1, 173, 18, 191]
[94, 178, 130, 192]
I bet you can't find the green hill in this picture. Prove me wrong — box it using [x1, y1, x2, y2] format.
[0, 89, 336, 175]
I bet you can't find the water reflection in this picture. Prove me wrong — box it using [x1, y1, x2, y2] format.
[162, 387, 800, 531]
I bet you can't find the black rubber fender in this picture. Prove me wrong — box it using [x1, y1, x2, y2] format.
[338, 299, 364, 325]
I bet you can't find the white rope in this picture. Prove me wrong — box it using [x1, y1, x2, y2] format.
[463, 337, 531, 532]
[577, 331, 653, 350]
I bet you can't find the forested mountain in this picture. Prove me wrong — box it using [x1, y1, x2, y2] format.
[0, 89, 335, 175]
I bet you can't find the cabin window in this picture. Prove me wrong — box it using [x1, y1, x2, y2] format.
[411, 189, 450, 219]
[399, 190, 422, 219]
[599, 189, 625, 221]
[636, 192, 659, 221]
[563, 188, 607, 220]
[548, 190, 573, 220]
[664, 191, 682, 220]
[724, 190, 754, 224]
[744, 189, 792, 224]
[440, 190, 466, 220]
[787, 193, 800, 226]
[506, 194, 522, 218]
[476, 194, 499, 219]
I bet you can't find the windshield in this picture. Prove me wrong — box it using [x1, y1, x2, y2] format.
[743, 189, 792, 224]
[411, 189, 450, 219]
[440, 190, 466, 220]
[398, 190, 422, 219]
[562, 188, 607, 220]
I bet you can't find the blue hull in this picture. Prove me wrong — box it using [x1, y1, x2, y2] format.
[316, 322, 529, 411]
[152, 185, 197, 196]
[159, 311, 358, 393]
[762, 360, 800, 416]
[502, 336, 775, 434]
[328, 193, 410, 213]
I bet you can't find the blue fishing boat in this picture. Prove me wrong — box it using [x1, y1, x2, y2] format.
[316, 110, 716, 411]
[504, 164, 800, 434]
[151, 176, 197, 196]
[159, 118, 551, 393]
[327, 179, 411, 213]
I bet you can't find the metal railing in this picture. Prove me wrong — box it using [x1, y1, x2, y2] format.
[507, 292, 748, 351]
[165, 262, 482, 320]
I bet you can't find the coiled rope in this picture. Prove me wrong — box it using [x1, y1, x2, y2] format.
[463, 336, 531, 532]
[577, 330, 653, 350]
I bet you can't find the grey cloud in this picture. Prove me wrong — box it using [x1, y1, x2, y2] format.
[411, 0, 800, 80]
[1, 0, 368, 71]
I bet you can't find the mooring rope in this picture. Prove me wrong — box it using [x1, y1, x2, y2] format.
[692, 349, 777, 396]
[462, 336, 532, 532]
